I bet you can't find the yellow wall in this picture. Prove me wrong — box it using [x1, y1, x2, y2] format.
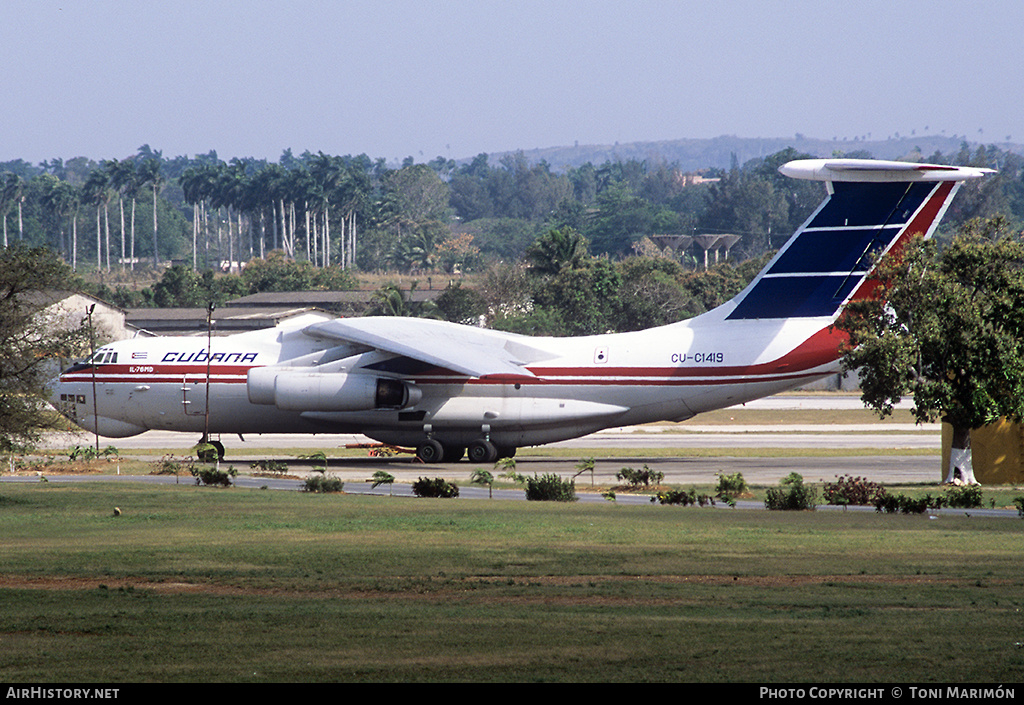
[942, 420, 1024, 484]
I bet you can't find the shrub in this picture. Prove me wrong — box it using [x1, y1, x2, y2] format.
[764, 472, 817, 511]
[412, 477, 460, 498]
[822, 474, 887, 507]
[250, 459, 287, 475]
[616, 465, 664, 488]
[524, 473, 577, 502]
[1014, 496, 1024, 518]
[190, 465, 237, 487]
[873, 486, 984, 514]
[941, 484, 984, 509]
[874, 493, 935, 514]
[303, 475, 344, 493]
[154, 454, 187, 475]
[715, 471, 748, 500]
[68, 445, 119, 461]
[652, 488, 715, 506]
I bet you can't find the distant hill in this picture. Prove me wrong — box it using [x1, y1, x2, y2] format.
[481, 134, 1024, 173]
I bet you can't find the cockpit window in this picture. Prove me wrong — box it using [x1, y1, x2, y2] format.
[90, 350, 117, 364]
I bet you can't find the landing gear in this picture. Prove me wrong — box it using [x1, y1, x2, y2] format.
[467, 439, 498, 464]
[415, 439, 444, 463]
[442, 445, 466, 463]
[414, 439, 512, 464]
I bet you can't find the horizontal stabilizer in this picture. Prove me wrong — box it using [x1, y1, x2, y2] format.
[779, 159, 994, 183]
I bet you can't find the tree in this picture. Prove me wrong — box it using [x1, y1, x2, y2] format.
[0, 245, 90, 451]
[435, 281, 487, 324]
[82, 168, 111, 271]
[835, 217, 1024, 484]
[366, 281, 439, 318]
[1, 172, 24, 246]
[525, 226, 589, 276]
[138, 158, 164, 269]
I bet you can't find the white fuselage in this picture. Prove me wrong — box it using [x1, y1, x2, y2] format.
[54, 309, 842, 449]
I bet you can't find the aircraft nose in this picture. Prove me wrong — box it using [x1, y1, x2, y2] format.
[49, 373, 70, 411]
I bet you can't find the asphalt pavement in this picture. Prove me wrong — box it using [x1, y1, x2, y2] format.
[30, 395, 947, 487]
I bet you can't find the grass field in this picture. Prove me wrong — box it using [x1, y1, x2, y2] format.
[1, 480, 1022, 683]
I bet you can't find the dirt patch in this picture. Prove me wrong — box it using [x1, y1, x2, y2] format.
[11, 459, 115, 475]
[0, 572, 990, 599]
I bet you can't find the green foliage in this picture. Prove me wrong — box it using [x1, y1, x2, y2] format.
[525, 226, 590, 276]
[189, 464, 237, 487]
[0, 244, 90, 452]
[434, 281, 487, 324]
[250, 459, 287, 475]
[470, 469, 494, 486]
[241, 251, 358, 293]
[470, 469, 495, 498]
[524, 473, 577, 502]
[366, 281, 439, 318]
[764, 473, 817, 511]
[494, 457, 517, 473]
[153, 454, 188, 475]
[652, 488, 716, 506]
[498, 466, 526, 485]
[837, 217, 1024, 433]
[299, 451, 328, 474]
[873, 493, 937, 514]
[193, 442, 220, 463]
[411, 477, 460, 498]
[715, 471, 748, 500]
[615, 464, 664, 488]
[303, 475, 344, 493]
[67, 445, 119, 462]
[873, 486, 985, 514]
[941, 484, 985, 509]
[370, 471, 395, 489]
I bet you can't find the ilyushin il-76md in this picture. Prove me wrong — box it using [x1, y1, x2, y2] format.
[54, 158, 991, 463]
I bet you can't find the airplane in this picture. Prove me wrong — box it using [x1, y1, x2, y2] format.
[53, 158, 992, 463]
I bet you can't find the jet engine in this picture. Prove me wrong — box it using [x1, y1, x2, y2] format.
[247, 368, 421, 412]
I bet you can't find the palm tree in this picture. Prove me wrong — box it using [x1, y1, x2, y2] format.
[138, 158, 164, 270]
[83, 168, 111, 271]
[525, 226, 590, 276]
[310, 152, 345, 267]
[180, 164, 223, 269]
[367, 281, 439, 318]
[42, 178, 78, 269]
[104, 159, 136, 269]
[0, 173, 23, 247]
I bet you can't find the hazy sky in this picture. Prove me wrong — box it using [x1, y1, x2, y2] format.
[3, 0, 1022, 165]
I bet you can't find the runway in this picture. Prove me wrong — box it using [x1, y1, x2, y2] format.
[34, 395, 947, 487]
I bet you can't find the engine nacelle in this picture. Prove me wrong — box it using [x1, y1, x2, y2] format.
[247, 368, 421, 412]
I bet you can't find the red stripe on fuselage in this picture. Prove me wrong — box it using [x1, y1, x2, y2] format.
[64, 326, 849, 389]
[412, 326, 849, 386]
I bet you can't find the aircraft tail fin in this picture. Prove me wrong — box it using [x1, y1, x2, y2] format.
[721, 159, 993, 321]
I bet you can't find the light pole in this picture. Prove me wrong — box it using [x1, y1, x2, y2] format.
[86, 304, 99, 455]
[204, 302, 215, 447]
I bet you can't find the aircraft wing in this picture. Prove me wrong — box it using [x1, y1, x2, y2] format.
[303, 318, 555, 380]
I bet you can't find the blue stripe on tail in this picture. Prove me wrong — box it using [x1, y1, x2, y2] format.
[726, 181, 938, 320]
